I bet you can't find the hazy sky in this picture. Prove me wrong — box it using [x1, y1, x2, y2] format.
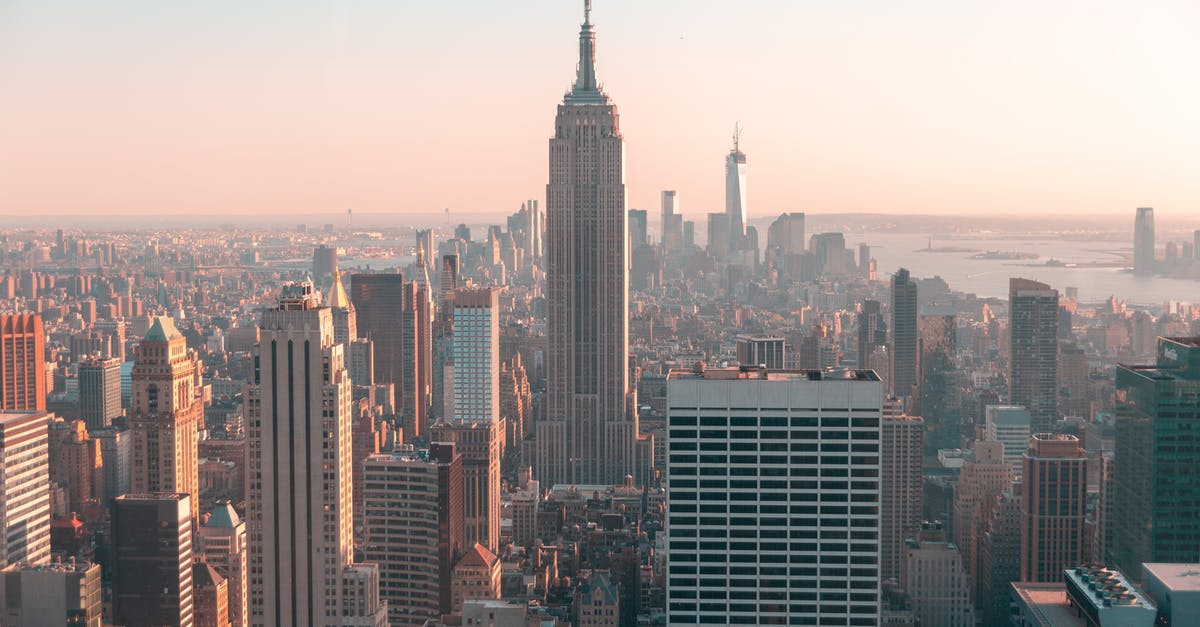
[2, 0, 1199, 220]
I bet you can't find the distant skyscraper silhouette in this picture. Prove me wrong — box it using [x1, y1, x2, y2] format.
[0, 313, 46, 412]
[1133, 207, 1155, 275]
[79, 356, 122, 430]
[1009, 278, 1059, 432]
[890, 269, 918, 400]
[725, 126, 748, 253]
[536, 2, 637, 486]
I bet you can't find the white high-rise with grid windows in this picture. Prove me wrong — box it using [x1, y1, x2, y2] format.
[665, 366, 882, 626]
[451, 288, 499, 426]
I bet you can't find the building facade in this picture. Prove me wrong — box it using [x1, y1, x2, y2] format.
[0, 313, 46, 412]
[245, 283, 385, 627]
[1019, 434, 1087, 583]
[112, 493, 194, 627]
[0, 411, 51, 567]
[536, 3, 637, 487]
[665, 366, 882, 625]
[1009, 278, 1060, 432]
[130, 316, 202, 521]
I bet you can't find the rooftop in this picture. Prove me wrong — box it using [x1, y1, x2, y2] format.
[144, 316, 183, 342]
[1142, 563, 1200, 592]
[667, 365, 879, 382]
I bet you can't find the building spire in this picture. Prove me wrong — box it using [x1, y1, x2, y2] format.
[573, 0, 598, 94]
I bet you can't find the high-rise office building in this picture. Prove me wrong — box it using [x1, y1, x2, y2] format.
[628, 209, 648, 248]
[881, 411, 924, 584]
[1019, 434, 1087, 582]
[440, 255, 459, 310]
[1112, 337, 1200, 576]
[0, 411, 51, 566]
[857, 300, 887, 370]
[917, 312, 957, 449]
[536, 3, 637, 487]
[438, 288, 501, 552]
[890, 268, 918, 401]
[112, 493, 194, 627]
[130, 316, 202, 521]
[660, 191, 683, 255]
[902, 521, 975, 627]
[1, 313, 46, 412]
[245, 283, 386, 627]
[1009, 278, 1059, 432]
[450, 288, 499, 426]
[734, 335, 785, 370]
[350, 273, 407, 393]
[400, 280, 432, 438]
[363, 443, 463, 627]
[198, 500, 248, 627]
[984, 405, 1032, 479]
[951, 440, 1011, 600]
[665, 366, 882, 625]
[706, 213, 731, 260]
[79, 357, 122, 430]
[725, 130, 748, 252]
[1133, 207, 1155, 275]
[312, 245, 338, 285]
[977, 491, 1021, 626]
[430, 421, 500, 554]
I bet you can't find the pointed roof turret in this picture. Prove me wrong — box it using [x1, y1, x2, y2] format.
[325, 270, 352, 310]
[145, 316, 183, 342]
[568, 0, 604, 101]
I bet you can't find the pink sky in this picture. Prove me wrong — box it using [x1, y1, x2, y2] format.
[2, 0, 1199, 219]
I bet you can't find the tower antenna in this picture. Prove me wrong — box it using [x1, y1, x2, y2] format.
[733, 122, 742, 153]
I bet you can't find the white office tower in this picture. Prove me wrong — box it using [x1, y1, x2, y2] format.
[246, 283, 386, 627]
[199, 500, 248, 627]
[665, 366, 882, 625]
[0, 412, 51, 567]
[984, 405, 1032, 480]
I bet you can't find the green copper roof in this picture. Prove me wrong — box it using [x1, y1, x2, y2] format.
[145, 316, 183, 342]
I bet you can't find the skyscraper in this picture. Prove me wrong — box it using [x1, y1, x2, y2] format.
[79, 356, 122, 430]
[725, 127, 748, 252]
[628, 209, 648, 248]
[881, 410, 924, 585]
[660, 191, 683, 255]
[917, 312, 957, 449]
[112, 493, 194, 627]
[665, 366, 882, 625]
[246, 282, 385, 627]
[857, 300, 887, 369]
[537, 3, 637, 487]
[0, 411, 51, 567]
[1133, 206, 1155, 275]
[350, 273, 406, 393]
[363, 443, 463, 626]
[130, 316, 202, 521]
[1009, 278, 1059, 432]
[1112, 337, 1200, 576]
[400, 280, 432, 438]
[0, 313, 46, 412]
[890, 268, 918, 401]
[984, 405, 1032, 479]
[1019, 433, 1087, 583]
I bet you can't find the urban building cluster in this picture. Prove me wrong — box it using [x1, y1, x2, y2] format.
[1, 5, 1200, 627]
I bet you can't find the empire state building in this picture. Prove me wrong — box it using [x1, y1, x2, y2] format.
[535, 1, 638, 486]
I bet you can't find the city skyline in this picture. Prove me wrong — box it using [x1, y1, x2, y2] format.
[3, 1, 1199, 217]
